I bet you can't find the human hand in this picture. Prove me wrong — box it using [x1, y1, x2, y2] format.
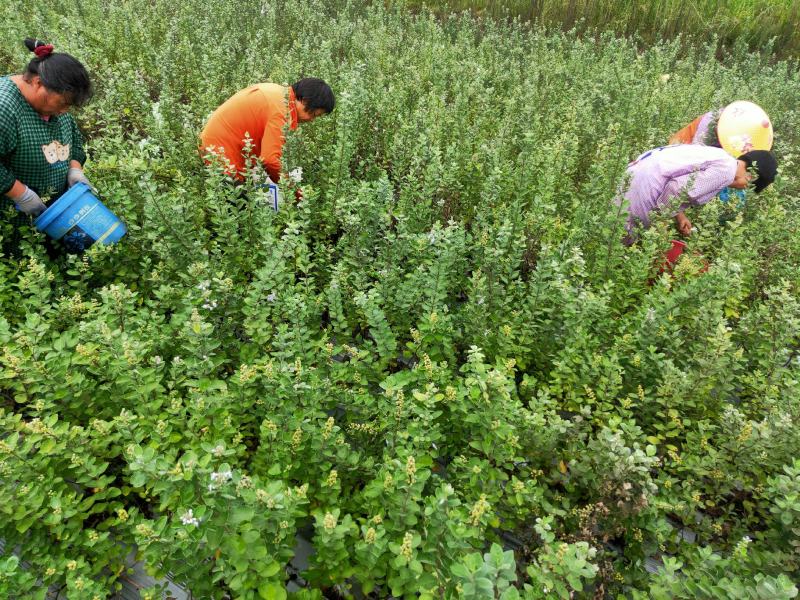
[67, 167, 92, 189]
[675, 212, 693, 236]
[12, 186, 47, 216]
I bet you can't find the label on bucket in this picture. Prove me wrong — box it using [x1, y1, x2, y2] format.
[62, 227, 95, 253]
[64, 200, 119, 239]
[67, 202, 100, 230]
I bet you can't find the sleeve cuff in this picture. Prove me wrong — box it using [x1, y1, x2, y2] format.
[0, 176, 15, 196]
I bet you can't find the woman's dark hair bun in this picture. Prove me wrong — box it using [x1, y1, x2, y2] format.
[24, 38, 48, 53]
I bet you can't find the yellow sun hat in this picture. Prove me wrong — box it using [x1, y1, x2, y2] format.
[717, 101, 774, 157]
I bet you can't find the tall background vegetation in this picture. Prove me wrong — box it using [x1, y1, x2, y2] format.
[0, 0, 799, 598]
[402, 0, 800, 58]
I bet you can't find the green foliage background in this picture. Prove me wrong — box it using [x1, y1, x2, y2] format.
[1, 0, 800, 598]
[400, 0, 800, 59]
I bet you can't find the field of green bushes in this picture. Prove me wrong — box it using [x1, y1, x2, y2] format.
[1, 0, 800, 598]
[403, 0, 800, 58]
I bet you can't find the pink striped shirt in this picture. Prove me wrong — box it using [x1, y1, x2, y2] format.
[620, 144, 737, 235]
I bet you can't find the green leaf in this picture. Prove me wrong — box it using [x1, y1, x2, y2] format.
[231, 507, 255, 524]
[259, 582, 287, 600]
[450, 563, 469, 578]
[500, 587, 521, 600]
[16, 519, 33, 533]
[260, 560, 281, 578]
[38, 438, 57, 454]
[567, 574, 584, 591]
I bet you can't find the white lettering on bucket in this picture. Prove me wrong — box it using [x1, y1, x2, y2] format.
[67, 202, 100, 229]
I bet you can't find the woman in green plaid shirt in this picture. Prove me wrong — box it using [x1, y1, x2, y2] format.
[1, 38, 93, 233]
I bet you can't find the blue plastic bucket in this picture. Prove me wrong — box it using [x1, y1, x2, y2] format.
[34, 182, 127, 252]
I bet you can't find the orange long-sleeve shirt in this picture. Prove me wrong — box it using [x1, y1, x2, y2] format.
[669, 111, 721, 147]
[200, 83, 298, 181]
[668, 114, 705, 145]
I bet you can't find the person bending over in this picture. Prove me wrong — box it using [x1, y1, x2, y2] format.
[618, 144, 777, 244]
[200, 78, 334, 186]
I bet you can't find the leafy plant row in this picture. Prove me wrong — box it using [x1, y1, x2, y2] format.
[0, 0, 799, 598]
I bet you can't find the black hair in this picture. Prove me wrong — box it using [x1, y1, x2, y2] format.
[23, 38, 93, 107]
[291, 78, 335, 114]
[738, 150, 778, 193]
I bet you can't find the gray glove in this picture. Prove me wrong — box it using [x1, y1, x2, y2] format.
[13, 186, 47, 216]
[67, 167, 92, 189]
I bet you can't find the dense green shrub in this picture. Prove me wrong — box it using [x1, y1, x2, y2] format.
[402, 0, 800, 59]
[1, 0, 799, 597]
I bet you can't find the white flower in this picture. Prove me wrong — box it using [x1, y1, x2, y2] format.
[209, 470, 233, 490]
[138, 137, 156, 150]
[288, 167, 303, 183]
[211, 444, 225, 457]
[659, 74, 671, 83]
[210, 470, 232, 483]
[202, 301, 218, 310]
[180, 509, 200, 527]
[266, 293, 277, 303]
[152, 356, 163, 366]
[151, 102, 164, 126]
[197, 281, 210, 292]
